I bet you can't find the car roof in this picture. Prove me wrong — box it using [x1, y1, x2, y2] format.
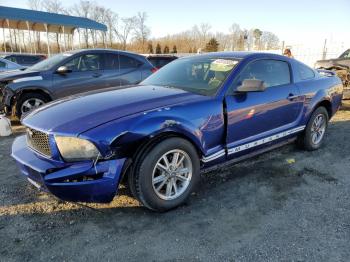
[183, 51, 289, 61]
[3, 53, 45, 57]
[65, 48, 145, 58]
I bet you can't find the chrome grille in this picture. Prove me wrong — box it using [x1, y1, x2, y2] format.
[27, 128, 52, 157]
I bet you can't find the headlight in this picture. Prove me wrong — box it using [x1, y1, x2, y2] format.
[55, 136, 99, 161]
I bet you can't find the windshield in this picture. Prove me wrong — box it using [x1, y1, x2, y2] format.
[340, 49, 350, 59]
[28, 53, 72, 71]
[142, 57, 239, 96]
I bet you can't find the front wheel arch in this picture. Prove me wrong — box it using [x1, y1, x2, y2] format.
[14, 90, 52, 118]
[121, 132, 203, 193]
[132, 137, 201, 211]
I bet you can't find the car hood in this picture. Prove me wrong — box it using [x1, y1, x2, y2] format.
[22, 85, 207, 135]
[0, 69, 40, 81]
[315, 58, 348, 68]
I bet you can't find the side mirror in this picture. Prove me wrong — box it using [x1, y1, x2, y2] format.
[56, 66, 71, 74]
[236, 79, 266, 92]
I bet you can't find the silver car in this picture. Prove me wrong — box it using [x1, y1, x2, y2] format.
[0, 58, 25, 72]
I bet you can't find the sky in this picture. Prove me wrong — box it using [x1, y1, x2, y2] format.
[1, 0, 350, 49]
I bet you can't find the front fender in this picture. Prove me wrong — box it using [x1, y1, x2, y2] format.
[7, 80, 53, 99]
[117, 115, 205, 154]
[80, 99, 224, 159]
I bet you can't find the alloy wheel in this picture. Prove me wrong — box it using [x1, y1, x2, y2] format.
[151, 149, 193, 200]
[21, 98, 44, 114]
[311, 114, 326, 145]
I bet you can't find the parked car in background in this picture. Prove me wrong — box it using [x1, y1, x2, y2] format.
[2, 54, 46, 67]
[11, 52, 343, 212]
[0, 57, 25, 72]
[146, 54, 178, 69]
[0, 49, 156, 117]
[315, 48, 350, 87]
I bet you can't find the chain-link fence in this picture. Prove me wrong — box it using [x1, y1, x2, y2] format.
[283, 41, 348, 67]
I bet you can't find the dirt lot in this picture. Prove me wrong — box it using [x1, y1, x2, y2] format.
[1, 102, 350, 262]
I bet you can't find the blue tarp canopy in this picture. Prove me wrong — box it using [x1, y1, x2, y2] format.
[0, 6, 107, 33]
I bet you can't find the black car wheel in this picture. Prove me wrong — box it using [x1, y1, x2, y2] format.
[16, 92, 49, 118]
[298, 106, 329, 151]
[131, 137, 200, 212]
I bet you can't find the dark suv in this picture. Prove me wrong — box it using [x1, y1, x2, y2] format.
[0, 49, 156, 117]
[146, 54, 178, 69]
[2, 54, 46, 66]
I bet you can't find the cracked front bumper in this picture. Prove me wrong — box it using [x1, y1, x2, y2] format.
[11, 135, 126, 203]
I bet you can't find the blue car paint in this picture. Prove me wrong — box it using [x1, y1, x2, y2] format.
[11, 52, 343, 203]
[12, 135, 126, 202]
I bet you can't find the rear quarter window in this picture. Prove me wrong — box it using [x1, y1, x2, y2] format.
[297, 62, 315, 80]
[119, 55, 140, 69]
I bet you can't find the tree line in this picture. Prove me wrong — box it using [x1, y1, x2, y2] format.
[0, 0, 281, 54]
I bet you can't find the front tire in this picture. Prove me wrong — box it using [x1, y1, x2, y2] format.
[132, 137, 200, 212]
[16, 92, 49, 118]
[298, 106, 329, 151]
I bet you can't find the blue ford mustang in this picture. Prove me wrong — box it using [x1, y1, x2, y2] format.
[12, 52, 343, 211]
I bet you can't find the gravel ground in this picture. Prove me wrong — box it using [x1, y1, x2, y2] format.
[0, 102, 350, 262]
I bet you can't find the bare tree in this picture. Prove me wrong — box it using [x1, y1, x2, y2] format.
[27, 0, 44, 51]
[27, 0, 42, 10]
[215, 32, 230, 51]
[260, 31, 280, 50]
[115, 17, 135, 50]
[42, 0, 66, 51]
[253, 28, 263, 50]
[73, 1, 95, 47]
[133, 12, 150, 52]
[104, 9, 118, 47]
[229, 23, 242, 50]
[193, 23, 212, 48]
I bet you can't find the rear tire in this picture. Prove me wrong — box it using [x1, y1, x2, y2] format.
[298, 106, 329, 151]
[16, 92, 49, 118]
[131, 137, 200, 212]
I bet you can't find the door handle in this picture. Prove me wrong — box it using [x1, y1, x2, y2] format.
[92, 72, 102, 78]
[287, 94, 299, 100]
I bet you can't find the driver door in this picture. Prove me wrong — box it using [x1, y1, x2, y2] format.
[225, 59, 303, 159]
[52, 53, 105, 98]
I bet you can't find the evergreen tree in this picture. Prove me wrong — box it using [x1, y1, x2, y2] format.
[172, 45, 177, 54]
[205, 38, 219, 52]
[147, 43, 154, 54]
[163, 45, 170, 54]
[156, 43, 162, 54]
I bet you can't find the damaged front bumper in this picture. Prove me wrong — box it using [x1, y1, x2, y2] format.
[0, 87, 14, 115]
[11, 135, 126, 203]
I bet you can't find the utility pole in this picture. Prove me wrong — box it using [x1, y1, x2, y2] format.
[322, 39, 327, 60]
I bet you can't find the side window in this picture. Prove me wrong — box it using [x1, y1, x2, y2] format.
[23, 56, 40, 64]
[119, 55, 140, 69]
[17, 56, 26, 64]
[105, 54, 119, 70]
[6, 56, 17, 63]
[0, 61, 6, 68]
[238, 59, 291, 88]
[63, 54, 103, 72]
[297, 62, 315, 80]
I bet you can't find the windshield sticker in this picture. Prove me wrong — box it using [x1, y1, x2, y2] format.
[211, 59, 238, 72]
